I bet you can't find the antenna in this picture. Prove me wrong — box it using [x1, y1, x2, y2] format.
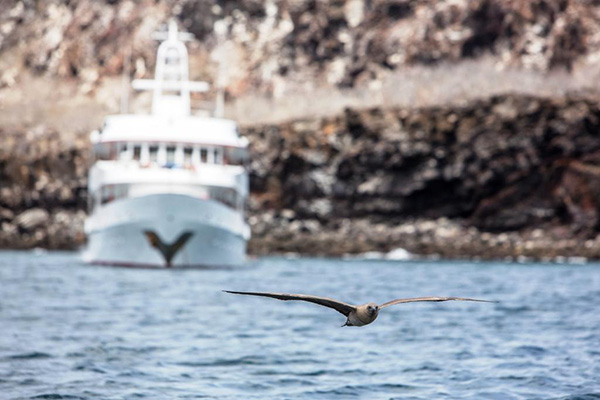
[152, 19, 195, 42]
[131, 19, 210, 117]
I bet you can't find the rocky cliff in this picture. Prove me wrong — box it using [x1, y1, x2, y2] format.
[3, 93, 600, 260]
[2, 0, 600, 260]
[2, 0, 598, 92]
[246, 94, 600, 259]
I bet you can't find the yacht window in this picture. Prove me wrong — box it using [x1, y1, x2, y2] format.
[99, 184, 129, 205]
[115, 184, 128, 199]
[184, 147, 193, 167]
[117, 143, 127, 160]
[166, 145, 176, 165]
[149, 145, 159, 163]
[166, 48, 180, 63]
[224, 147, 230, 165]
[93, 143, 112, 161]
[88, 194, 95, 213]
[224, 189, 234, 207]
[109, 143, 119, 160]
[101, 185, 115, 205]
[200, 148, 208, 163]
[214, 147, 222, 165]
[207, 186, 238, 210]
[226, 147, 246, 166]
[133, 145, 142, 161]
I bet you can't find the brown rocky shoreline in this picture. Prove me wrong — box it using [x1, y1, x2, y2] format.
[2, 93, 600, 261]
[244, 92, 600, 261]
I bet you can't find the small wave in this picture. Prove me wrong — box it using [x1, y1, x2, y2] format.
[305, 382, 415, 397]
[234, 332, 266, 339]
[496, 361, 544, 371]
[30, 395, 84, 400]
[177, 355, 269, 367]
[499, 375, 528, 381]
[293, 368, 368, 377]
[73, 363, 108, 374]
[117, 370, 152, 378]
[497, 305, 533, 313]
[5, 352, 52, 360]
[99, 345, 166, 355]
[454, 350, 475, 360]
[525, 375, 560, 387]
[18, 378, 41, 386]
[275, 377, 316, 386]
[402, 363, 442, 373]
[513, 345, 548, 356]
[65, 352, 85, 358]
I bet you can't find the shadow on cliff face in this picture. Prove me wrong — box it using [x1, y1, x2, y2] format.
[0, 128, 89, 249]
[246, 94, 600, 242]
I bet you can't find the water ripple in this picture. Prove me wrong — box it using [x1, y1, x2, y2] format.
[4, 352, 53, 360]
[1, 252, 599, 399]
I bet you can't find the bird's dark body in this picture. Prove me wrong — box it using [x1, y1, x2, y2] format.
[223, 291, 496, 327]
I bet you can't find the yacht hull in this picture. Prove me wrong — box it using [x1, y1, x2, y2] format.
[82, 194, 248, 268]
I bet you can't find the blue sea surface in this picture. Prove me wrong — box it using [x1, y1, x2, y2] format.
[1, 251, 599, 399]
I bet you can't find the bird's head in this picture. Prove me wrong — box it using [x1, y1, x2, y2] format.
[366, 302, 379, 316]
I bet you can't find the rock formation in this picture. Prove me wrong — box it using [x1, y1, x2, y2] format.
[2, 0, 600, 260]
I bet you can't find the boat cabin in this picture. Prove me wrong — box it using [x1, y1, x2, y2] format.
[92, 141, 246, 168]
[87, 114, 249, 214]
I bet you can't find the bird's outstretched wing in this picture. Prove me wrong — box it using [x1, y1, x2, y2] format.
[171, 232, 194, 254]
[223, 290, 356, 316]
[144, 231, 161, 249]
[379, 296, 497, 308]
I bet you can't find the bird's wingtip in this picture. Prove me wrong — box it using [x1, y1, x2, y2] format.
[477, 299, 499, 303]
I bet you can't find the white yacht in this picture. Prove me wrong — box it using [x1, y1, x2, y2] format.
[83, 21, 250, 268]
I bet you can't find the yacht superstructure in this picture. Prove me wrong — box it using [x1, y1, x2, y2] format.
[83, 21, 249, 267]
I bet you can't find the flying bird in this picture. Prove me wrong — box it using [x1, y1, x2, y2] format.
[224, 290, 496, 327]
[144, 231, 193, 267]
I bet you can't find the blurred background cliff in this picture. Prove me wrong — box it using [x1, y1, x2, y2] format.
[2, 0, 600, 260]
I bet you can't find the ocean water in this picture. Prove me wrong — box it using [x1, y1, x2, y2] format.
[1, 251, 599, 400]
